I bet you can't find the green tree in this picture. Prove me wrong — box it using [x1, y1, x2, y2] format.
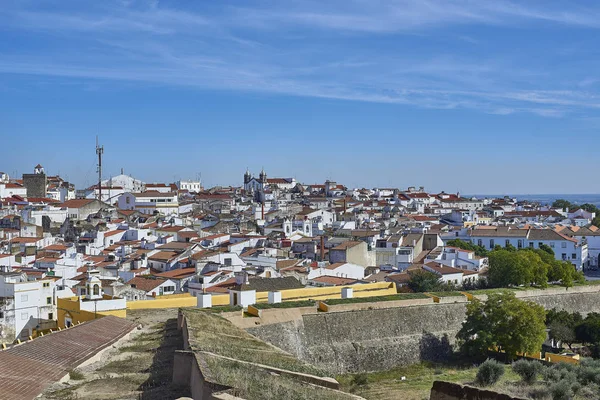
[552, 199, 573, 210]
[407, 270, 442, 293]
[546, 308, 583, 327]
[539, 243, 555, 256]
[505, 243, 517, 252]
[518, 250, 548, 288]
[576, 314, 600, 346]
[547, 261, 583, 287]
[580, 203, 599, 214]
[549, 321, 577, 350]
[457, 292, 547, 361]
[488, 250, 533, 288]
[446, 239, 488, 257]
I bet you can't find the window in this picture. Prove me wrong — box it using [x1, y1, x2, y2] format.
[538, 242, 543, 248]
[529, 242, 534, 249]
[164, 285, 175, 292]
[562, 253, 567, 260]
[80, 288, 86, 296]
[0, 311, 4, 318]
[550, 242, 555, 248]
[21, 312, 28, 320]
[21, 294, 28, 302]
[43, 282, 50, 288]
[224, 258, 232, 267]
[505, 239, 510, 247]
[490, 239, 494, 248]
[48, 313, 53, 320]
[562, 242, 567, 248]
[518, 240, 523, 249]
[477, 239, 483, 247]
[572, 253, 577, 259]
[46, 297, 52, 305]
[93, 284, 100, 296]
[126, 197, 130, 204]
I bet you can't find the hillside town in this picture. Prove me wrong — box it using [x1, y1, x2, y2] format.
[0, 162, 596, 343]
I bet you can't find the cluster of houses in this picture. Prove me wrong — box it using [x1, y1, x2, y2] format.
[0, 164, 596, 341]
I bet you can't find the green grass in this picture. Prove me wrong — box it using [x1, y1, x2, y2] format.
[337, 362, 519, 400]
[579, 279, 600, 286]
[99, 354, 153, 374]
[68, 369, 85, 380]
[325, 293, 428, 306]
[204, 305, 243, 313]
[427, 291, 465, 297]
[253, 300, 315, 309]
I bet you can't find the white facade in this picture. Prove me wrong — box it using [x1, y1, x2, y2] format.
[0, 274, 56, 341]
[229, 289, 256, 307]
[0, 183, 27, 198]
[469, 229, 586, 270]
[177, 180, 201, 192]
[22, 207, 68, 226]
[118, 192, 179, 215]
[308, 262, 365, 281]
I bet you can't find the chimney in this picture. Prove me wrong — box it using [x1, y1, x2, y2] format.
[261, 202, 265, 220]
[343, 198, 347, 213]
[320, 236, 325, 261]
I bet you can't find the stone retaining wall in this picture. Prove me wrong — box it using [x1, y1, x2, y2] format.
[248, 286, 600, 373]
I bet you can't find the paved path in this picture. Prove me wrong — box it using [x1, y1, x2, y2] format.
[0, 316, 136, 400]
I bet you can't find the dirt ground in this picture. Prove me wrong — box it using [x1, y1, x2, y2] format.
[40, 308, 190, 400]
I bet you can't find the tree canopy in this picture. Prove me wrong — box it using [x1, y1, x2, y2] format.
[457, 292, 547, 361]
[446, 239, 489, 257]
[407, 270, 443, 293]
[552, 199, 600, 227]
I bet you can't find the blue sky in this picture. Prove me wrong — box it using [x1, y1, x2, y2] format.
[1, 0, 600, 194]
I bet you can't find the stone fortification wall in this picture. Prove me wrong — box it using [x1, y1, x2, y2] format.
[248, 303, 466, 374]
[247, 286, 600, 374]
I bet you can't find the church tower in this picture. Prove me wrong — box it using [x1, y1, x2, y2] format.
[244, 168, 251, 185]
[259, 168, 267, 184]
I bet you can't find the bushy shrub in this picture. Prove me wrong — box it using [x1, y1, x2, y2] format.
[542, 365, 562, 382]
[528, 387, 551, 400]
[550, 380, 574, 400]
[577, 383, 600, 398]
[512, 359, 540, 384]
[352, 373, 368, 386]
[476, 359, 504, 387]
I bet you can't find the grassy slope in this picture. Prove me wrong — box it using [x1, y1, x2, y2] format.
[337, 362, 520, 400]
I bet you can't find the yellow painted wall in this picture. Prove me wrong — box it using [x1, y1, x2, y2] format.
[124, 282, 396, 310]
[57, 297, 127, 329]
[546, 353, 579, 365]
[126, 296, 197, 310]
[212, 294, 229, 306]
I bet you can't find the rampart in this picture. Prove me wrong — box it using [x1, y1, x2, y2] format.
[247, 285, 600, 374]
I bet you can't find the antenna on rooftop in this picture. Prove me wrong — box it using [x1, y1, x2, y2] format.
[96, 136, 104, 202]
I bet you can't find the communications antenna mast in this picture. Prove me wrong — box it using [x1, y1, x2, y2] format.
[96, 137, 104, 201]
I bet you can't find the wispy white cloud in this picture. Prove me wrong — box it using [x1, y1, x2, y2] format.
[0, 0, 599, 118]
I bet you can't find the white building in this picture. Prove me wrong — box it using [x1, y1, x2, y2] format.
[308, 262, 365, 281]
[127, 276, 177, 298]
[0, 272, 56, 341]
[0, 182, 27, 198]
[468, 227, 587, 270]
[118, 192, 179, 215]
[427, 246, 488, 271]
[177, 180, 201, 192]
